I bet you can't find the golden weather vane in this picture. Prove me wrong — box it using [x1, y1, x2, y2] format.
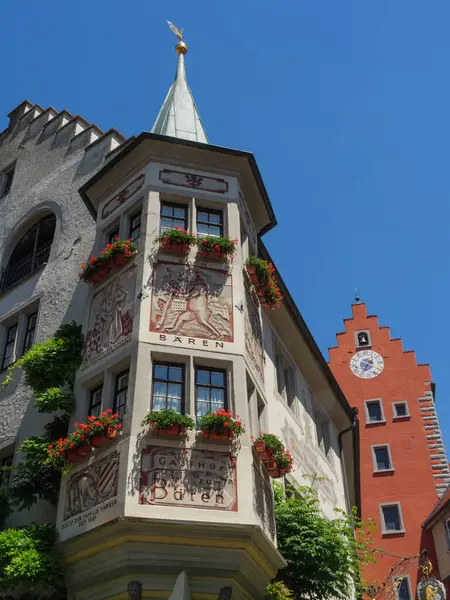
[167, 21, 188, 55]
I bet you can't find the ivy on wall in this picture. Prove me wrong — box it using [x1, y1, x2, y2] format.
[0, 321, 84, 598]
[269, 481, 375, 600]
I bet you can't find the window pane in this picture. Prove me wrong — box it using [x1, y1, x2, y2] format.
[154, 365, 168, 380]
[395, 404, 407, 417]
[167, 383, 182, 400]
[168, 366, 183, 382]
[397, 580, 410, 600]
[211, 371, 224, 387]
[197, 223, 210, 235]
[196, 387, 210, 402]
[197, 212, 209, 222]
[153, 382, 167, 398]
[153, 396, 166, 411]
[7, 325, 17, 343]
[196, 370, 210, 385]
[209, 213, 221, 224]
[161, 217, 175, 229]
[383, 506, 400, 531]
[118, 373, 129, 389]
[375, 447, 390, 469]
[211, 388, 224, 404]
[161, 205, 174, 217]
[367, 401, 382, 421]
[174, 207, 186, 219]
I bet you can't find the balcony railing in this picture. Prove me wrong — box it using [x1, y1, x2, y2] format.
[0, 242, 52, 293]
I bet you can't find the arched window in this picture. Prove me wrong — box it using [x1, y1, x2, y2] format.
[0, 214, 56, 292]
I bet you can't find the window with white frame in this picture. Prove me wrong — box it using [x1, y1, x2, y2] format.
[152, 362, 185, 413]
[394, 578, 411, 600]
[2, 323, 18, 370]
[0, 163, 15, 198]
[195, 367, 227, 421]
[364, 399, 385, 424]
[380, 503, 405, 534]
[22, 312, 37, 355]
[160, 201, 188, 231]
[372, 444, 393, 471]
[393, 402, 409, 419]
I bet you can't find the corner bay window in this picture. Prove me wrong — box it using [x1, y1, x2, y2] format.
[152, 363, 184, 413]
[113, 370, 129, 420]
[89, 385, 103, 418]
[195, 367, 227, 420]
[160, 202, 187, 231]
[196, 208, 223, 237]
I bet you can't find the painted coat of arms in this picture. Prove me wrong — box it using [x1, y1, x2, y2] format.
[150, 263, 233, 342]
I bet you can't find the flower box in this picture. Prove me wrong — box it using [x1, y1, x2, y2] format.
[66, 450, 84, 463]
[157, 424, 186, 436]
[246, 265, 259, 285]
[80, 239, 137, 284]
[75, 444, 91, 457]
[201, 430, 234, 441]
[112, 254, 127, 267]
[91, 426, 118, 448]
[199, 249, 227, 260]
[265, 459, 282, 479]
[254, 439, 273, 461]
[161, 237, 190, 253]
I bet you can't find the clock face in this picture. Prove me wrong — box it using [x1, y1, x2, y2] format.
[350, 350, 384, 379]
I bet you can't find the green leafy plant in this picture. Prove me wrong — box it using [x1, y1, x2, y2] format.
[1, 321, 83, 392]
[272, 482, 375, 599]
[156, 227, 197, 246]
[265, 581, 294, 600]
[199, 409, 245, 437]
[197, 235, 237, 257]
[272, 449, 294, 475]
[142, 408, 195, 431]
[245, 256, 283, 310]
[0, 523, 63, 595]
[252, 432, 285, 453]
[34, 388, 74, 414]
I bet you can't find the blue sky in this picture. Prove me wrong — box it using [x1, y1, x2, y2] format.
[1, 0, 450, 448]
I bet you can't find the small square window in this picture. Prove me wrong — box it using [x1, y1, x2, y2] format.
[355, 330, 371, 348]
[365, 399, 385, 423]
[2, 324, 18, 370]
[1, 163, 15, 198]
[160, 202, 188, 231]
[395, 578, 411, 600]
[88, 385, 103, 418]
[196, 208, 223, 237]
[372, 445, 393, 471]
[393, 402, 409, 419]
[380, 503, 404, 533]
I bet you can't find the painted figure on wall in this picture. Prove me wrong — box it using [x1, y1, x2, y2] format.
[244, 288, 264, 383]
[150, 263, 233, 342]
[83, 268, 136, 366]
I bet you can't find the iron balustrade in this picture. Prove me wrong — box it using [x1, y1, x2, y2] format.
[0, 242, 52, 293]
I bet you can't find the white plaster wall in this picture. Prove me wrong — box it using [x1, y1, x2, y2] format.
[431, 511, 450, 583]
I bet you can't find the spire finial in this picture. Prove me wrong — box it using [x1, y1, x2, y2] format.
[168, 21, 188, 55]
[355, 288, 360, 303]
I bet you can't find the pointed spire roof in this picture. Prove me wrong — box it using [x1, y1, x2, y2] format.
[152, 32, 208, 144]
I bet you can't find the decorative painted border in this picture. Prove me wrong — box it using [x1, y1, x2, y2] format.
[159, 169, 228, 194]
[420, 388, 450, 496]
[102, 174, 145, 219]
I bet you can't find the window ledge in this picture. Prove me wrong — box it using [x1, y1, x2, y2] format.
[373, 468, 395, 475]
[365, 419, 387, 427]
[381, 529, 406, 537]
[393, 415, 411, 421]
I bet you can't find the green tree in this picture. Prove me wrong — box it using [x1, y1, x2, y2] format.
[272, 482, 375, 600]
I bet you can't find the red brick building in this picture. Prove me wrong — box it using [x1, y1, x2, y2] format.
[328, 303, 449, 598]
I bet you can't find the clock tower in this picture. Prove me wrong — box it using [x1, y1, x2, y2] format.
[328, 302, 449, 595]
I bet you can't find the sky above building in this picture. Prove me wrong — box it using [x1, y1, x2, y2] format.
[1, 0, 449, 449]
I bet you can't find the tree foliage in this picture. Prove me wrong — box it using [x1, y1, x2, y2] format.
[272, 482, 375, 600]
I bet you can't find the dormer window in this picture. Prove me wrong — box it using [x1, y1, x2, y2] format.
[355, 330, 371, 348]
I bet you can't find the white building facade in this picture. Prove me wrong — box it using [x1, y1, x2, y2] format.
[0, 39, 359, 600]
